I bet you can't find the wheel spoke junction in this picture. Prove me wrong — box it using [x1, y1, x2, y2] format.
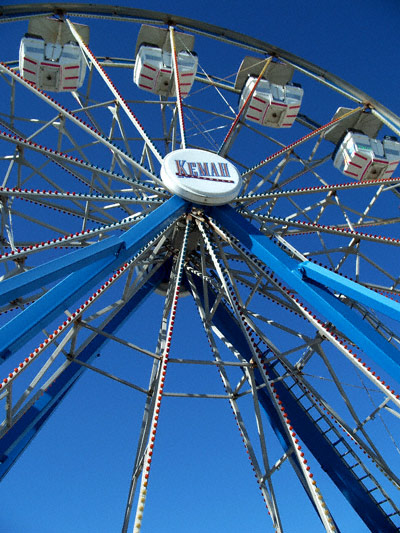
[0, 4, 399, 532]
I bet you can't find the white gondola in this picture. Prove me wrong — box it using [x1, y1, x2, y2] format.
[134, 44, 197, 98]
[333, 131, 400, 181]
[19, 17, 88, 93]
[19, 36, 86, 92]
[240, 77, 303, 128]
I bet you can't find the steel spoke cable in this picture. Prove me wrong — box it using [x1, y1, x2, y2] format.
[193, 69, 237, 115]
[195, 218, 337, 531]
[185, 269, 283, 532]
[240, 210, 400, 247]
[235, 175, 400, 202]
[132, 215, 191, 533]
[218, 56, 273, 157]
[0, 129, 167, 198]
[169, 26, 187, 149]
[311, 343, 390, 463]
[181, 107, 220, 150]
[247, 151, 332, 199]
[275, 353, 400, 496]
[175, 28, 239, 116]
[66, 18, 164, 166]
[242, 106, 364, 179]
[0, 62, 162, 184]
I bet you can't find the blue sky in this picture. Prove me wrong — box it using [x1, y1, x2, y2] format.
[0, 1, 400, 532]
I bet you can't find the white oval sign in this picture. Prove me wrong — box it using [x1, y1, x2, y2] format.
[161, 148, 242, 205]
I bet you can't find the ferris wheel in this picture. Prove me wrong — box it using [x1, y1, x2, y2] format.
[0, 4, 400, 532]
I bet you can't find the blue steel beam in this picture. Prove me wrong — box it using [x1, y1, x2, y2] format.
[299, 260, 400, 323]
[210, 206, 400, 384]
[0, 237, 123, 306]
[0, 266, 165, 479]
[0, 196, 189, 361]
[0, 197, 187, 306]
[190, 273, 395, 532]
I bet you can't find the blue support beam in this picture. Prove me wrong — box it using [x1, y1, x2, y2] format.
[0, 197, 189, 361]
[0, 237, 123, 306]
[0, 256, 118, 361]
[299, 260, 400, 323]
[190, 273, 395, 532]
[210, 205, 400, 385]
[0, 196, 188, 305]
[0, 266, 164, 479]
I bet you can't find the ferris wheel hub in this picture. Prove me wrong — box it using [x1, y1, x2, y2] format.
[160, 148, 242, 205]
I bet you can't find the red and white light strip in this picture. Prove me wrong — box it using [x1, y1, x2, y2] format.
[236, 175, 400, 202]
[242, 106, 363, 178]
[0, 216, 178, 395]
[66, 19, 164, 167]
[243, 211, 400, 247]
[198, 219, 336, 531]
[219, 56, 273, 156]
[0, 63, 159, 183]
[133, 216, 191, 532]
[169, 26, 187, 150]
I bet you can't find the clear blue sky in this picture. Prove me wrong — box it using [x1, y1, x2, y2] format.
[0, 1, 399, 532]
